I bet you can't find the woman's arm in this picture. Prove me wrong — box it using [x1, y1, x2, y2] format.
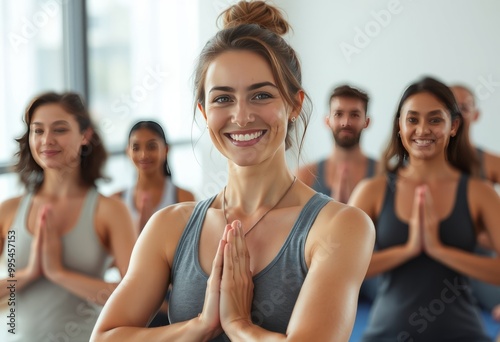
[425, 179, 500, 285]
[348, 177, 420, 278]
[221, 203, 375, 341]
[91, 203, 222, 342]
[42, 196, 137, 305]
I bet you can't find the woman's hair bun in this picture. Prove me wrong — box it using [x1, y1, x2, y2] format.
[220, 1, 290, 36]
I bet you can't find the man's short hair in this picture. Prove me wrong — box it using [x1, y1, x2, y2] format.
[329, 85, 370, 114]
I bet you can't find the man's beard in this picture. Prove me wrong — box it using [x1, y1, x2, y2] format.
[333, 128, 362, 149]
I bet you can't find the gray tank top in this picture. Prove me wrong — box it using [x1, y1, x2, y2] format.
[122, 177, 177, 221]
[0, 188, 109, 342]
[312, 157, 376, 196]
[168, 193, 331, 341]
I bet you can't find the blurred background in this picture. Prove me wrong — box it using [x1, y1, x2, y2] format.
[1, 0, 499, 201]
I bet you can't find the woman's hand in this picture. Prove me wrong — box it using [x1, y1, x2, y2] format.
[407, 186, 425, 258]
[419, 185, 441, 256]
[24, 205, 45, 281]
[137, 192, 155, 233]
[40, 206, 64, 281]
[220, 220, 254, 334]
[198, 224, 230, 339]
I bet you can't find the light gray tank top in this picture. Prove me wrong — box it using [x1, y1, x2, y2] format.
[122, 177, 177, 221]
[168, 192, 331, 341]
[0, 188, 109, 342]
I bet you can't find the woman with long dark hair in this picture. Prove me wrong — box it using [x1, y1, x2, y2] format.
[349, 77, 500, 341]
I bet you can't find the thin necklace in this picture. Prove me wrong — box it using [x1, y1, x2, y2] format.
[222, 176, 297, 237]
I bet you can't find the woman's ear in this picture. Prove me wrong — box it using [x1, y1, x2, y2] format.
[198, 102, 207, 120]
[451, 118, 461, 137]
[292, 90, 305, 116]
[82, 127, 93, 146]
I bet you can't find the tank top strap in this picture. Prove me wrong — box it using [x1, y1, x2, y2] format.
[170, 195, 217, 282]
[379, 172, 397, 222]
[453, 173, 472, 222]
[11, 193, 33, 230]
[160, 177, 177, 208]
[312, 159, 331, 195]
[291, 193, 331, 236]
[365, 157, 376, 178]
[79, 187, 99, 222]
[316, 159, 326, 185]
[290, 193, 331, 270]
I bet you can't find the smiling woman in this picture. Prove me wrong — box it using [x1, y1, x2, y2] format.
[90, 1, 374, 341]
[0, 92, 136, 342]
[348, 77, 500, 341]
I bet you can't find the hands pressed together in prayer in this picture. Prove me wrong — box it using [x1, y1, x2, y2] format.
[407, 185, 442, 258]
[199, 220, 255, 338]
[26, 205, 65, 283]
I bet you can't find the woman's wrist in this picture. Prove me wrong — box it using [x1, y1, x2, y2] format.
[188, 314, 221, 342]
[223, 318, 253, 340]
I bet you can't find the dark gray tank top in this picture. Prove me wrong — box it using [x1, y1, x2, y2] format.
[312, 157, 376, 196]
[168, 193, 330, 341]
[361, 173, 491, 342]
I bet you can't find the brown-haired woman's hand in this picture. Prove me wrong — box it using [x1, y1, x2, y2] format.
[220, 220, 254, 336]
[198, 224, 230, 339]
[24, 205, 46, 281]
[40, 206, 64, 281]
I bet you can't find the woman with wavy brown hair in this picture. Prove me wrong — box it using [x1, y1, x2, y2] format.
[91, 1, 374, 341]
[0, 92, 136, 342]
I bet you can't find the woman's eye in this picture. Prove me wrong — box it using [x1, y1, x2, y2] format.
[254, 93, 271, 100]
[34, 129, 43, 134]
[214, 96, 231, 103]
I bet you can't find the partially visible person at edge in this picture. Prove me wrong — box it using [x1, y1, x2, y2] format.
[451, 84, 500, 323]
[296, 84, 379, 303]
[0, 92, 136, 342]
[112, 120, 194, 327]
[349, 77, 500, 341]
[90, 1, 374, 341]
